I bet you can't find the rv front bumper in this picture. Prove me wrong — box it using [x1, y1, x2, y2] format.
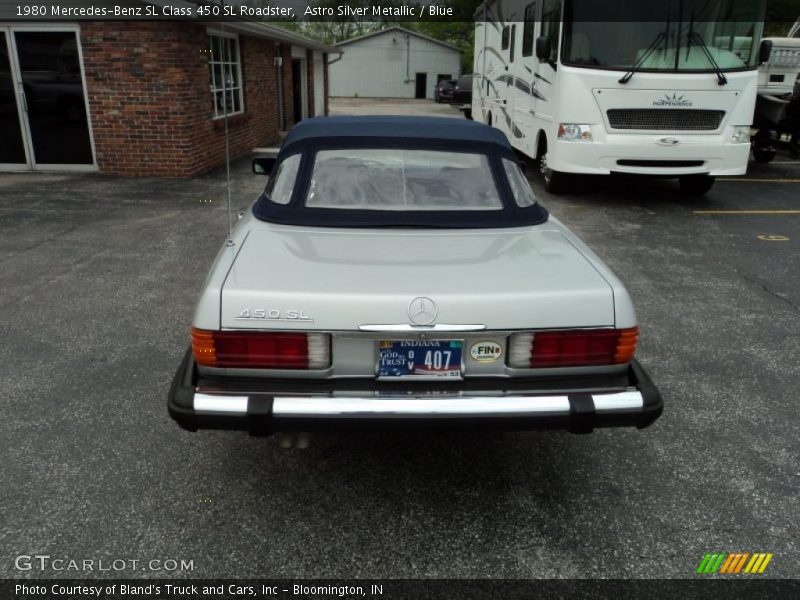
[550, 132, 750, 176]
[167, 348, 663, 435]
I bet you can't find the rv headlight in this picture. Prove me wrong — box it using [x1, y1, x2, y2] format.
[558, 123, 593, 142]
[731, 126, 751, 144]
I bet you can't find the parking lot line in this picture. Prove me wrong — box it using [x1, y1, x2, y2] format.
[693, 210, 800, 215]
[719, 178, 800, 183]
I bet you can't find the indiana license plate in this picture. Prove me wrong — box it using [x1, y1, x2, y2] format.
[377, 340, 463, 379]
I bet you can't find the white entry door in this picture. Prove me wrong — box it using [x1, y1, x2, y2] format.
[313, 52, 324, 117]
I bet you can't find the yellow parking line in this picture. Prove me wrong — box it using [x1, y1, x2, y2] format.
[720, 178, 800, 183]
[694, 210, 800, 215]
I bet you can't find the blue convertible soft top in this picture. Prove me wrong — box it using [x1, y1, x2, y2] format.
[254, 116, 548, 228]
[280, 116, 514, 154]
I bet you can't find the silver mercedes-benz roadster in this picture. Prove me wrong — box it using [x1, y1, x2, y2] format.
[168, 116, 662, 436]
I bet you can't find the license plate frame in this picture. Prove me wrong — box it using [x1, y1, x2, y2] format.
[377, 340, 463, 380]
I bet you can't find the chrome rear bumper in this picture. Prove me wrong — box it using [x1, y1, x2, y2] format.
[168, 348, 663, 435]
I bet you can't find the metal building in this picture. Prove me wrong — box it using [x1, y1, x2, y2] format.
[329, 26, 461, 100]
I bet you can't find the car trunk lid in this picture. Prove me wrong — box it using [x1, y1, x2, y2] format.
[220, 224, 615, 330]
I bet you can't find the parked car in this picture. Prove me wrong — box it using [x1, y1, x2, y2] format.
[434, 78, 456, 103]
[453, 74, 473, 119]
[168, 116, 662, 438]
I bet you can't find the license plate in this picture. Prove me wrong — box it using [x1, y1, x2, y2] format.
[377, 340, 463, 379]
[376, 390, 464, 398]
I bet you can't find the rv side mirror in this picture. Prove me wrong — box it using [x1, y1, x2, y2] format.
[252, 157, 276, 175]
[535, 36, 551, 61]
[758, 39, 773, 65]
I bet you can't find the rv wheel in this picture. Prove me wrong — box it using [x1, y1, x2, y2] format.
[752, 130, 776, 163]
[540, 153, 567, 194]
[788, 135, 799, 159]
[463, 109, 472, 120]
[679, 174, 716, 196]
[752, 145, 777, 163]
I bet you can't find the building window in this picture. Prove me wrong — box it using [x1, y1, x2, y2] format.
[501, 26, 510, 51]
[208, 31, 243, 118]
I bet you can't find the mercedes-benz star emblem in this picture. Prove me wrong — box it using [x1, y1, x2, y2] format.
[408, 297, 438, 326]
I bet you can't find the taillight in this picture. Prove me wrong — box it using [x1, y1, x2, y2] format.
[191, 327, 330, 369]
[508, 327, 638, 368]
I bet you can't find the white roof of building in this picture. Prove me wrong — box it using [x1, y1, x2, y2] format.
[334, 26, 461, 53]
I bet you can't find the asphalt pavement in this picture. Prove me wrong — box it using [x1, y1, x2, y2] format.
[0, 108, 798, 579]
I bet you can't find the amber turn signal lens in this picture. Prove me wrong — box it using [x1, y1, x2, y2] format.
[614, 327, 639, 364]
[508, 326, 639, 368]
[190, 328, 331, 369]
[191, 327, 217, 367]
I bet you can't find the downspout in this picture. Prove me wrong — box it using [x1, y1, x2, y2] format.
[325, 50, 342, 109]
[275, 42, 284, 131]
[482, 3, 488, 97]
[406, 33, 410, 82]
[328, 50, 343, 66]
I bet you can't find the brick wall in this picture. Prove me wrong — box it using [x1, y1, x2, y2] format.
[81, 22, 288, 177]
[281, 44, 293, 128]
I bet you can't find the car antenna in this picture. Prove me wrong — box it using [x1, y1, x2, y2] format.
[221, 20, 235, 248]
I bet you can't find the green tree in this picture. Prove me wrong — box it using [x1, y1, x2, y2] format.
[764, 0, 798, 37]
[271, 0, 414, 44]
[408, 21, 475, 73]
[261, 0, 481, 62]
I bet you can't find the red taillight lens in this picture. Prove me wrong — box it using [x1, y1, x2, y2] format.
[508, 327, 639, 368]
[191, 327, 330, 369]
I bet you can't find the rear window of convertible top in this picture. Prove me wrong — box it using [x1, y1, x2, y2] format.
[270, 149, 505, 211]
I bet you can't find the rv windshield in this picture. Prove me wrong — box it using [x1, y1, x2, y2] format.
[562, 0, 765, 72]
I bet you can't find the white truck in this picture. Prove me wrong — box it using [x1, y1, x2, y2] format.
[752, 19, 800, 162]
[472, 0, 768, 195]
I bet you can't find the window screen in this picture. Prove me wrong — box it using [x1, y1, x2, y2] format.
[306, 149, 503, 211]
[502, 158, 537, 207]
[266, 154, 300, 205]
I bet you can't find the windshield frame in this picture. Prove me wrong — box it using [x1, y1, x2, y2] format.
[560, 0, 766, 74]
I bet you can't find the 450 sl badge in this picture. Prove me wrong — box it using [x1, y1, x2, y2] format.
[236, 308, 314, 322]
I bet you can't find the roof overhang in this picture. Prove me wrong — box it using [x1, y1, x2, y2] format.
[218, 21, 340, 54]
[145, 0, 339, 54]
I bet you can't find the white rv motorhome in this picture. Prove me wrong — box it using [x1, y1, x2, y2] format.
[473, 0, 767, 194]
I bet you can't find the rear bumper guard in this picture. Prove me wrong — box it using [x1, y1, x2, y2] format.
[167, 348, 663, 435]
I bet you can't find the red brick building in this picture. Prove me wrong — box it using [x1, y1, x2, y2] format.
[0, 20, 335, 177]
